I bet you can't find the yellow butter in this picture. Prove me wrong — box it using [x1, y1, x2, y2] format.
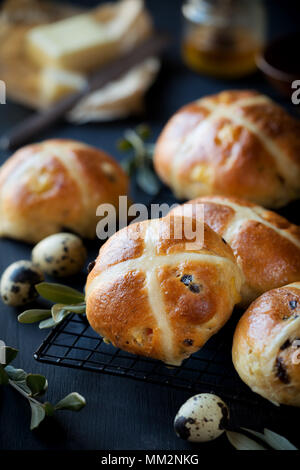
[40, 68, 87, 104]
[26, 13, 117, 72]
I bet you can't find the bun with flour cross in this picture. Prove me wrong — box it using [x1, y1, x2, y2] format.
[86, 215, 242, 365]
[233, 282, 300, 406]
[154, 90, 300, 208]
[0, 139, 128, 243]
[171, 196, 300, 306]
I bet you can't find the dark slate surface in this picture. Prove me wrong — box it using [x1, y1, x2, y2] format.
[0, 0, 299, 451]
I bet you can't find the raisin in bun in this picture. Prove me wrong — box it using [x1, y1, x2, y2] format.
[86, 215, 242, 366]
[0, 139, 128, 243]
[232, 283, 300, 406]
[154, 90, 300, 208]
[170, 196, 300, 306]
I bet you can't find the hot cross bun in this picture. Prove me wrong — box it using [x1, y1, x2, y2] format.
[0, 139, 128, 243]
[154, 90, 300, 208]
[171, 196, 300, 306]
[233, 282, 300, 406]
[86, 215, 242, 365]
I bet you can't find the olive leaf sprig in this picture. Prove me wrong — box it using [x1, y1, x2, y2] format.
[118, 124, 162, 196]
[226, 428, 298, 450]
[18, 282, 86, 329]
[0, 345, 86, 430]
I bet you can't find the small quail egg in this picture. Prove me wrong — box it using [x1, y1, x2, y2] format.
[0, 260, 44, 307]
[32, 233, 86, 277]
[174, 393, 229, 442]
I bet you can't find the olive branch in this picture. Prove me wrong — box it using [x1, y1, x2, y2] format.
[0, 345, 86, 430]
[18, 282, 86, 329]
[118, 124, 161, 196]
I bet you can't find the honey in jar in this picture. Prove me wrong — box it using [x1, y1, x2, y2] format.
[182, 0, 266, 79]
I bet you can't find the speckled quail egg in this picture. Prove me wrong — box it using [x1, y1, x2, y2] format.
[0, 260, 44, 307]
[32, 233, 87, 277]
[174, 393, 229, 442]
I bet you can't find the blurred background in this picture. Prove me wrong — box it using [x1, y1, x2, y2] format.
[1, 0, 299, 156]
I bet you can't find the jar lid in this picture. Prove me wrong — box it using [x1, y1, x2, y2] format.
[182, 0, 230, 27]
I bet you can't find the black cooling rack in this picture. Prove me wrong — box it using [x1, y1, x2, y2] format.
[34, 313, 259, 405]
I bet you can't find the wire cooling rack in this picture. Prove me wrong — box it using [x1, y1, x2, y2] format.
[34, 313, 259, 404]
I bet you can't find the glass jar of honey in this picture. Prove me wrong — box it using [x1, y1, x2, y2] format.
[182, 0, 266, 78]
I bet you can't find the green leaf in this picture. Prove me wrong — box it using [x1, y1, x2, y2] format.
[121, 157, 136, 176]
[4, 347, 18, 366]
[5, 366, 31, 395]
[30, 401, 46, 430]
[55, 392, 86, 411]
[0, 367, 9, 385]
[136, 166, 161, 196]
[117, 138, 133, 152]
[18, 309, 52, 324]
[35, 283, 85, 304]
[44, 402, 55, 417]
[26, 374, 47, 397]
[51, 304, 71, 324]
[136, 124, 151, 140]
[39, 317, 57, 329]
[264, 429, 298, 451]
[65, 304, 86, 313]
[226, 431, 266, 450]
[5, 366, 27, 382]
[5, 366, 31, 393]
[118, 126, 154, 180]
[243, 428, 297, 451]
[51, 303, 86, 324]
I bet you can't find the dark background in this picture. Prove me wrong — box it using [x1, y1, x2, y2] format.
[0, 0, 300, 451]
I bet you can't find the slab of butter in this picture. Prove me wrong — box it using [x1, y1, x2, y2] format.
[26, 13, 118, 72]
[40, 68, 87, 104]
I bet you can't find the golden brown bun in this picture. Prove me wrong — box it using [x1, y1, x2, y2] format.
[232, 282, 300, 406]
[154, 90, 300, 208]
[0, 139, 129, 243]
[86, 215, 242, 366]
[170, 196, 300, 306]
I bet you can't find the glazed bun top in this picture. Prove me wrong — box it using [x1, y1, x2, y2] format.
[86, 215, 242, 365]
[0, 139, 129, 243]
[154, 90, 300, 208]
[232, 282, 300, 406]
[171, 195, 300, 305]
